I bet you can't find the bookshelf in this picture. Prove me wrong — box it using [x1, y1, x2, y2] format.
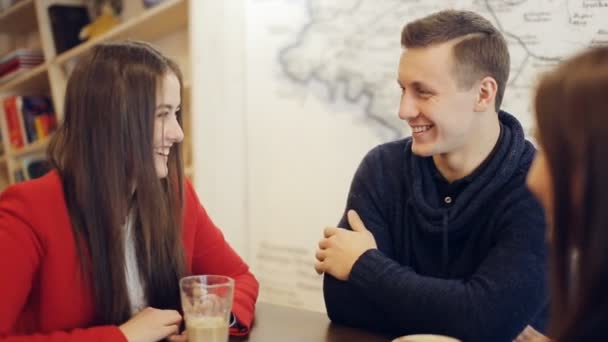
[0, 0, 37, 33]
[0, 0, 193, 188]
[0, 62, 49, 94]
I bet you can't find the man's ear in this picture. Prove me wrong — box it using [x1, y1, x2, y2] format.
[473, 76, 498, 113]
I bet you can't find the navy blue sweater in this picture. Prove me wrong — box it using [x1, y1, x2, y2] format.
[323, 112, 548, 342]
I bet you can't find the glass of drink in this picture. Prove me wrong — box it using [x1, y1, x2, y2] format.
[180, 275, 234, 342]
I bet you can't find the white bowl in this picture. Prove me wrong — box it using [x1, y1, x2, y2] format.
[392, 334, 462, 342]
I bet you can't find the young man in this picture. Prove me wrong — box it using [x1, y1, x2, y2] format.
[314, 10, 547, 342]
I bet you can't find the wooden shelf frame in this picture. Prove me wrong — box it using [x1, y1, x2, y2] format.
[54, 0, 188, 65]
[0, 63, 49, 94]
[0, 0, 36, 32]
[9, 138, 50, 158]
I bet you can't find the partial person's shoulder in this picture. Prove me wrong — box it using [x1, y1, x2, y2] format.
[0, 171, 68, 245]
[181, 178, 218, 237]
[183, 178, 197, 201]
[351, 138, 411, 192]
[361, 137, 411, 168]
[518, 140, 537, 172]
[498, 110, 537, 176]
[0, 170, 64, 208]
[493, 140, 543, 223]
[182, 178, 205, 216]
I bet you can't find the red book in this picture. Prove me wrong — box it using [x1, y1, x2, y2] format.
[2, 96, 25, 149]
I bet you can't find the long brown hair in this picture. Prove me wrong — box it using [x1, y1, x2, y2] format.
[534, 46, 608, 340]
[401, 10, 510, 111]
[48, 41, 186, 325]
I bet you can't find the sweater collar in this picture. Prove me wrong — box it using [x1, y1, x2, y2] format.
[428, 123, 504, 203]
[405, 111, 531, 234]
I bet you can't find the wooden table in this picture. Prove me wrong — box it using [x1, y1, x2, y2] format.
[231, 302, 391, 341]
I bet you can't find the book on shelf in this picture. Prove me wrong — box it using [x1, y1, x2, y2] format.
[0, 49, 44, 84]
[48, 4, 91, 54]
[1, 95, 56, 151]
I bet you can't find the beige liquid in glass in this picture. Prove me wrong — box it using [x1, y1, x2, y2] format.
[186, 316, 229, 342]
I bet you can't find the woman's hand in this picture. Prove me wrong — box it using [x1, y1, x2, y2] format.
[119, 307, 182, 342]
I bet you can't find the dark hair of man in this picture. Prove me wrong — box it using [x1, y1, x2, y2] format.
[401, 10, 510, 112]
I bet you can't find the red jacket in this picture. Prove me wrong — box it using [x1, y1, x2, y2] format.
[0, 172, 258, 341]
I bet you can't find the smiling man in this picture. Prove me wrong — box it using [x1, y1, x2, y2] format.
[314, 10, 548, 342]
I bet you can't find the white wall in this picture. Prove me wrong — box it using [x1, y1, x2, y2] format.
[190, 0, 389, 312]
[190, 0, 250, 258]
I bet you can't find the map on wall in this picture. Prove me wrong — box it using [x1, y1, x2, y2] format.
[279, 0, 608, 140]
[245, 0, 608, 312]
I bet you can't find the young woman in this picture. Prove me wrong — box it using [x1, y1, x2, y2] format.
[526, 46, 608, 341]
[0, 41, 258, 342]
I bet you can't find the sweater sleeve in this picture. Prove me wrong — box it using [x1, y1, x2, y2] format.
[323, 147, 547, 342]
[0, 187, 128, 342]
[323, 146, 400, 333]
[348, 203, 547, 342]
[185, 184, 259, 336]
